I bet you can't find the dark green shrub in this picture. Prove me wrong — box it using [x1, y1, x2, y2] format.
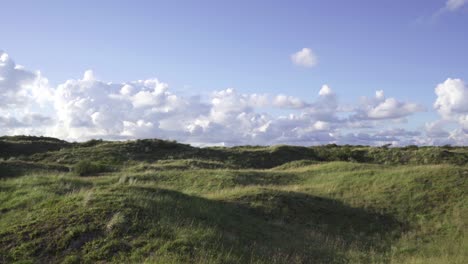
[404, 145, 419, 150]
[80, 139, 105, 147]
[73, 160, 109, 176]
[0, 164, 16, 178]
[349, 150, 368, 162]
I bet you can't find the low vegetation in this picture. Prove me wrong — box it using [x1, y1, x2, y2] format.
[73, 160, 111, 176]
[0, 136, 466, 263]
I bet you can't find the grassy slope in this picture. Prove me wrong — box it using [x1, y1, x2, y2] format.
[0, 137, 467, 263]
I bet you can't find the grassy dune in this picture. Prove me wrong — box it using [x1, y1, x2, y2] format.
[0, 137, 467, 263]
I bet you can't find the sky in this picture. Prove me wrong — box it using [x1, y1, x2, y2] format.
[1, 0, 468, 146]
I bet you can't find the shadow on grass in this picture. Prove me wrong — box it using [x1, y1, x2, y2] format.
[0, 185, 406, 263]
[228, 190, 406, 251]
[231, 171, 300, 186]
[0, 161, 69, 179]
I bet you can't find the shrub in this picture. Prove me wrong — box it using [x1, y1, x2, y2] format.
[0, 164, 16, 178]
[73, 160, 109, 176]
[80, 139, 104, 147]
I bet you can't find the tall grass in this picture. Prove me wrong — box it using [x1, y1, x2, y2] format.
[0, 137, 466, 263]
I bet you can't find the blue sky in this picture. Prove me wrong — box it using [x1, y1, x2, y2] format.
[1, 0, 468, 145]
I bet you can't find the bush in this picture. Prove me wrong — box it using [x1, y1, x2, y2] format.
[80, 139, 104, 147]
[73, 160, 109, 176]
[0, 164, 16, 178]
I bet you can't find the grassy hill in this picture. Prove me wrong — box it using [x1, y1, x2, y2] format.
[0, 136, 466, 263]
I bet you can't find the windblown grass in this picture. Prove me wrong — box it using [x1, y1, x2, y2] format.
[0, 137, 466, 263]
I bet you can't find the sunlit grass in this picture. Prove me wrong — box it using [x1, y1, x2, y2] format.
[1, 146, 467, 263]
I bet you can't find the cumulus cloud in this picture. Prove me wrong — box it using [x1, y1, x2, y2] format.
[1, 50, 462, 146]
[291, 48, 318, 67]
[52, 70, 208, 140]
[434, 78, 468, 134]
[425, 120, 450, 138]
[434, 78, 468, 118]
[318, 85, 333, 96]
[0, 51, 54, 136]
[352, 90, 424, 120]
[0, 50, 52, 108]
[367, 98, 422, 119]
[304, 85, 340, 121]
[249, 114, 335, 146]
[273, 94, 308, 109]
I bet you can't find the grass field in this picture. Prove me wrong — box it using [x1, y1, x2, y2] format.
[0, 136, 467, 263]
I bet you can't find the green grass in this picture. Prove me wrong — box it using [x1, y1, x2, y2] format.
[0, 137, 467, 263]
[73, 160, 112, 176]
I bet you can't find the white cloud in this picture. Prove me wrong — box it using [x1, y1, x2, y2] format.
[406, 78, 468, 146]
[375, 90, 385, 100]
[434, 78, 468, 135]
[208, 88, 268, 124]
[305, 85, 339, 121]
[422, 0, 467, 23]
[425, 120, 450, 138]
[291, 48, 318, 67]
[52, 70, 208, 140]
[318, 85, 333, 96]
[338, 129, 421, 147]
[2, 50, 465, 146]
[446, 0, 468, 11]
[367, 98, 422, 119]
[0, 50, 50, 108]
[434, 78, 468, 118]
[338, 132, 397, 146]
[273, 94, 308, 109]
[311, 120, 330, 131]
[0, 51, 54, 136]
[353, 90, 424, 120]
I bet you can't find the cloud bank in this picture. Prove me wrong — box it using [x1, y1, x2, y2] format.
[0, 51, 466, 146]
